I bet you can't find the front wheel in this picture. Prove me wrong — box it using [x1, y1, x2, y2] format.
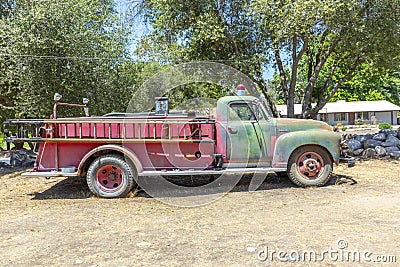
[288, 146, 333, 187]
[86, 154, 137, 198]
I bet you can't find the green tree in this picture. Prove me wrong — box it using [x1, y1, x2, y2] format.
[134, 0, 399, 118]
[253, 0, 399, 118]
[134, 0, 278, 115]
[330, 66, 400, 104]
[0, 0, 130, 121]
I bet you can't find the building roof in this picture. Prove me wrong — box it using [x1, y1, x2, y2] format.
[276, 100, 400, 116]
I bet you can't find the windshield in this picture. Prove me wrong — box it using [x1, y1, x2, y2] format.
[258, 94, 273, 118]
[252, 98, 272, 120]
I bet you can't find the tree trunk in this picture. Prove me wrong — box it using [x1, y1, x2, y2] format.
[253, 75, 279, 118]
[273, 42, 288, 104]
[287, 35, 308, 118]
[301, 36, 341, 118]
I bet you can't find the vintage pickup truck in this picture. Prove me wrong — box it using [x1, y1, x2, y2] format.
[4, 90, 343, 198]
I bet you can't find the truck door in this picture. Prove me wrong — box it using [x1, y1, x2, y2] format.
[226, 101, 272, 167]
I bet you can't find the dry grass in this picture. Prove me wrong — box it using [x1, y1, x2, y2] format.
[0, 160, 399, 266]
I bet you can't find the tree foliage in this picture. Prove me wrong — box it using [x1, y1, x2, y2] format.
[253, 0, 400, 118]
[1, 0, 398, 123]
[135, 0, 278, 115]
[331, 67, 400, 104]
[0, 0, 131, 121]
[134, 0, 399, 118]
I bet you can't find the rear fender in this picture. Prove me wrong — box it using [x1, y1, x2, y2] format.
[77, 144, 143, 176]
[272, 130, 341, 168]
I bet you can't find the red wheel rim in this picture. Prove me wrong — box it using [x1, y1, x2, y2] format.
[96, 165, 123, 192]
[296, 151, 324, 180]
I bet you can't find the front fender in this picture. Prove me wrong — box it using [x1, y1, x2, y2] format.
[272, 130, 341, 168]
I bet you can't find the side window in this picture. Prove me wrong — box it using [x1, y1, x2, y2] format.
[229, 103, 257, 121]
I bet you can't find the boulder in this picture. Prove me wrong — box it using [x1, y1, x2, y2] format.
[375, 146, 387, 157]
[347, 139, 363, 151]
[8, 149, 37, 167]
[362, 148, 376, 158]
[389, 151, 400, 158]
[356, 134, 373, 143]
[10, 153, 24, 166]
[379, 129, 397, 136]
[21, 160, 35, 167]
[385, 146, 400, 153]
[381, 135, 400, 147]
[363, 139, 383, 149]
[0, 162, 9, 168]
[353, 149, 364, 156]
[373, 133, 387, 141]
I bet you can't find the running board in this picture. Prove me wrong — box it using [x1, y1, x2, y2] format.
[138, 167, 286, 176]
[22, 167, 287, 178]
[22, 171, 78, 178]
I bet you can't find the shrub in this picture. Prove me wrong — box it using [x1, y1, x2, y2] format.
[378, 122, 392, 130]
[355, 119, 363, 125]
[336, 122, 342, 127]
[341, 126, 347, 131]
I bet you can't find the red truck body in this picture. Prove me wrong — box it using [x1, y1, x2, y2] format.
[36, 116, 216, 173]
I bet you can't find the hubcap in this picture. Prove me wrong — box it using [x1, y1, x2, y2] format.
[296, 152, 324, 180]
[96, 165, 123, 192]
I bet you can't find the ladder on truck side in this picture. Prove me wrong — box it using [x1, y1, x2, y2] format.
[3, 117, 216, 144]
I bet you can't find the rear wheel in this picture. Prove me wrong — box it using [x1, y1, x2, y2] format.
[288, 146, 332, 187]
[86, 154, 137, 198]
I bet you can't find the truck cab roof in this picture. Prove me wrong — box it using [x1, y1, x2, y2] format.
[217, 95, 259, 105]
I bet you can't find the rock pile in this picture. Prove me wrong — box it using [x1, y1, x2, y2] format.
[0, 149, 36, 168]
[10, 150, 36, 167]
[344, 128, 400, 159]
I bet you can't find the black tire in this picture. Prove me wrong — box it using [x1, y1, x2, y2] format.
[288, 146, 332, 187]
[86, 154, 137, 198]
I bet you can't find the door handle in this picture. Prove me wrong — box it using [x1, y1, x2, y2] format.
[228, 126, 238, 134]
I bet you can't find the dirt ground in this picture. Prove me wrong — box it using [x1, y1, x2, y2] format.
[0, 160, 399, 266]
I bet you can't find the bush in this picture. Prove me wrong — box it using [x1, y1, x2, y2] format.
[336, 122, 342, 127]
[355, 119, 363, 125]
[378, 123, 392, 130]
[341, 126, 347, 131]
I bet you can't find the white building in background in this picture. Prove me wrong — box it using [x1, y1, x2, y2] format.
[276, 100, 400, 125]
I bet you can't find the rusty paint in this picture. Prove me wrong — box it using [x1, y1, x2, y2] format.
[272, 127, 341, 168]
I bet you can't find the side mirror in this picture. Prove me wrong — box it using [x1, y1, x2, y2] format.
[54, 93, 62, 102]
